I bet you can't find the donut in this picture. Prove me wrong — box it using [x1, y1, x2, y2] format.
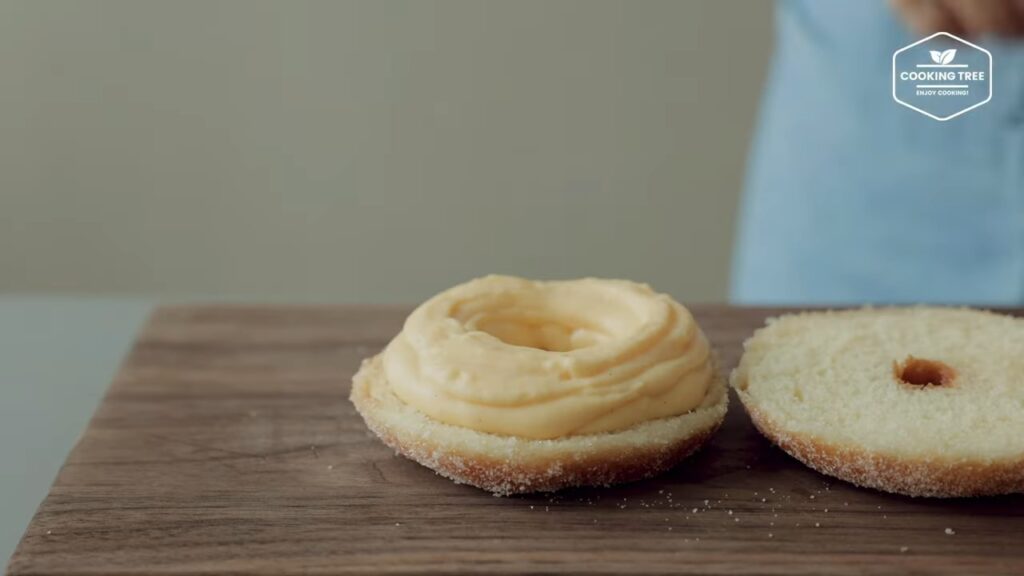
[731, 307, 1024, 497]
[350, 275, 728, 495]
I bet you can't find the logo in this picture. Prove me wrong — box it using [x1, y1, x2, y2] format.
[892, 32, 992, 121]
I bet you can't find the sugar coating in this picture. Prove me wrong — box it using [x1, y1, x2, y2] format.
[351, 354, 728, 495]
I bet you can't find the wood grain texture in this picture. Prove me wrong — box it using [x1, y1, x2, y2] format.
[7, 305, 1024, 575]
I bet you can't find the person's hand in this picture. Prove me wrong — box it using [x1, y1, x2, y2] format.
[890, 0, 1024, 37]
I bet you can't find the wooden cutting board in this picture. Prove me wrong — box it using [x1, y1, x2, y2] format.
[7, 305, 1024, 575]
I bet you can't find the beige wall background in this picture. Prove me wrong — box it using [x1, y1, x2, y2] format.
[0, 0, 772, 304]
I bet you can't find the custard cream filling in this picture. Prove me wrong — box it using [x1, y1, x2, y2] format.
[382, 275, 714, 439]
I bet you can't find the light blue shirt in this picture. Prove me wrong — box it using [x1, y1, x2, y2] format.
[731, 0, 1024, 305]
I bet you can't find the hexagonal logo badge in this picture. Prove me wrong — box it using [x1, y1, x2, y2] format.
[892, 32, 992, 121]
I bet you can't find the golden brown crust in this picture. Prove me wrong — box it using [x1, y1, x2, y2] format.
[737, 391, 1024, 498]
[364, 414, 717, 496]
[351, 355, 727, 495]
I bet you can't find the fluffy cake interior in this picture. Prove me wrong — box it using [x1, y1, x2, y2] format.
[732, 307, 1024, 463]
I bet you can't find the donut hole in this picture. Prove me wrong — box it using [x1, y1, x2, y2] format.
[894, 356, 956, 387]
[453, 281, 649, 352]
[473, 316, 611, 352]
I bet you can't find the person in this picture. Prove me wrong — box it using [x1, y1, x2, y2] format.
[731, 0, 1024, 305]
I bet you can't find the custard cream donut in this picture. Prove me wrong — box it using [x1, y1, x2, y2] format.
[351, 275, 727, 495]
[732, 307, 1024, 497]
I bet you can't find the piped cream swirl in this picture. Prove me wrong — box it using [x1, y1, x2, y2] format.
[382, 275, 714, 439]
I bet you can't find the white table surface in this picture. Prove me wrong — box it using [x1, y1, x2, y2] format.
[0, 298, 154, 566]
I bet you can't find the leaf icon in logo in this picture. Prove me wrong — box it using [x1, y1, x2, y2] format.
[930, 50, 944, 64]
[940, 49, 957, 64]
